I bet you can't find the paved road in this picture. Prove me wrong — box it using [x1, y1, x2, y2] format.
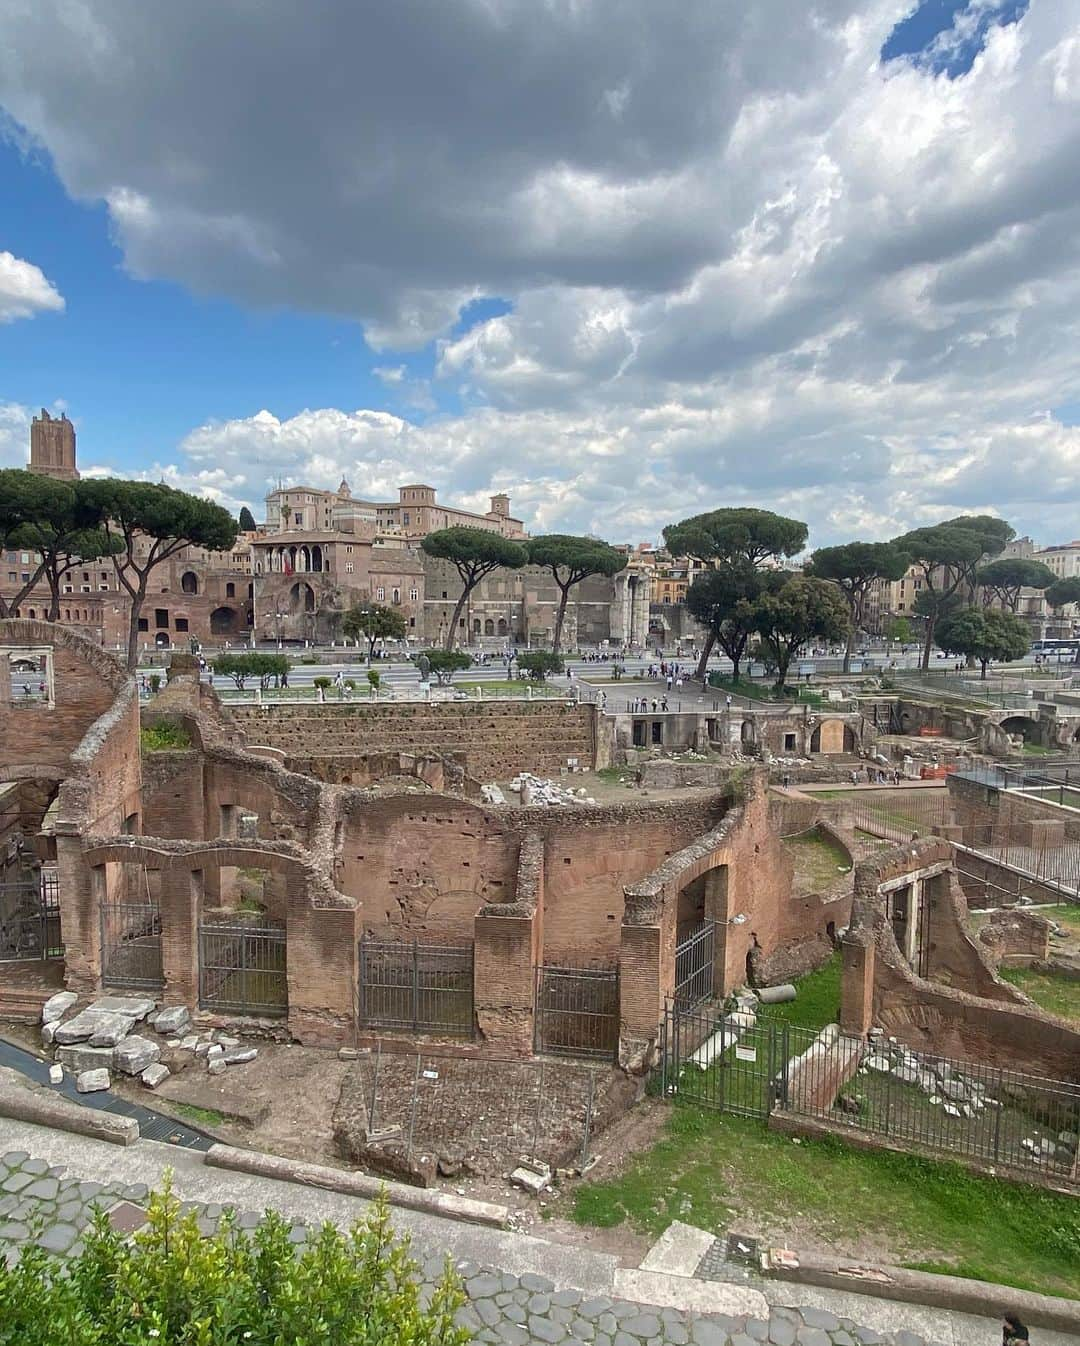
[0, 1120, 1068, 1346]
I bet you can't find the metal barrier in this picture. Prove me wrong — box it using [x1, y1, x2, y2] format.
[198, 921, 287, 1016]
[100, 898, 164, 990]
[358, 936, 474, 1036]
[534, 964, 619, 1060]
[674, 921, 715, 1008]
[0, 871, 62, 962]
[660, 1003, 1080, 1187]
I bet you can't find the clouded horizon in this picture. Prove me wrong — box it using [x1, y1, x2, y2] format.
[1, 0, 1078, 548]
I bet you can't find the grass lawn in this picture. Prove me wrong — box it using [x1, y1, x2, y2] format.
[706, 675, 824, 708]
[998, 966, 1080, 1023]
[570, 1108, 1080, 1299]
[783, 829, 852, 892]
[453, 680, 562, 697]
[172, 1103, 226, 1127]
[761, 953, 842, 1032]
[1045, 903, 1080, 934]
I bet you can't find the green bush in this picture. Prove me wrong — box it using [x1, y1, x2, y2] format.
[516, 650, 564, 681]
[313, 676, 332, 690]
[139, 720, 191, 752]
[0, 1177, 468, 1346]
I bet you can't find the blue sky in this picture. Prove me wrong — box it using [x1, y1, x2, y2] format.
[1, 0, 1076, 544]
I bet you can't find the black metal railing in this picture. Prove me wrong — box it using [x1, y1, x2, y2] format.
[358, 936, 474, 1036]
[674, 921, 715, 1008]
[199, 921, 287, 1015]
[100, 899, 164, 990]
[534, 963, 619, 1060]
[660, 1002, 1080, 1187]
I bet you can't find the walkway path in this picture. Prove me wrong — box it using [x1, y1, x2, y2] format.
[0, 1120, 1069, 1346]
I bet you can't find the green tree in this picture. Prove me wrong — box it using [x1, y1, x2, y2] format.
[662, 508, 808, 676]
[940, 514, 1015, 599]
[751, 575, 851, 690]
[892, 522, 988, 669]
[516, 650, 564, 681]
[1045, 578, 1080, 660]
[341, 601, 408, 664]
[238, 505, 257, 531]
[526, 534, 626, 652]
[421, 527, 527, 649]
[80, 480, 238, 670]
[684, 563, 769, 681]
[806, 542, 909, 672]
[976, 558, 1055, 612]
[420, 648, 473, 684]
[213, 651, 288, 690]
[0, 1178, 467, 1346]
[936, 606, 1030, 679]
[884, 616, 914, 646]
[366, 669, 380, 695]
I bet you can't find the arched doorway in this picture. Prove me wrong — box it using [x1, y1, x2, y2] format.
[154, 632, 171, 648]
[181, 571, 199, 595]
[497, 618, 508, 637]
[484, 618, 495, 636]
[999, 715, 1035, 743]
[289, 582, 315, 614]
[210, 606, 238, 636]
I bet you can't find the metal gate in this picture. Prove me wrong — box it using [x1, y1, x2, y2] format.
[674, 921, 715, 1007]
[199, 921, 287, 1016]
[0, 872, 62, 962]
[534, 964, 619, 1060]
[662, 1001, 788, 1117]
[100, 898, 164, 990]
[358, 936, 474, 1036]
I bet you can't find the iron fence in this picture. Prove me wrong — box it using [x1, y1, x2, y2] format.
[198, 921, 287, 1015]
[661, 1003, 1080, 1187]
[674, 921, 715, 1008]
[0, 873, 62, 962]
[535, 963, 619, 1060]
[355, 1046, 601, 1173]
[358, 936, 474, 1036]
[100, 898, 164, 990]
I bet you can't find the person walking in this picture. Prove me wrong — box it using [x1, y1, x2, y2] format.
[1002, 1313, 1029, 1345]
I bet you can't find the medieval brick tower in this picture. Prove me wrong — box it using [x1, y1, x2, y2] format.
[29, 409, 78, 480]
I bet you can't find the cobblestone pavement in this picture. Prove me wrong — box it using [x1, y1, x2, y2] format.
[0, 1148, 947, 1346]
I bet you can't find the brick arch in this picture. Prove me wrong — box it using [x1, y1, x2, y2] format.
[81, 839, 320, 887]
[0, 618, 129, 692]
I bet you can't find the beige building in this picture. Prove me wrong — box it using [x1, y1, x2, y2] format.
[264, 481, 526, 542]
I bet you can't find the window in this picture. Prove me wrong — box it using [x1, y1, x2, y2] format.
[392, 588, 400, 604]
[784, 733, 797, 752]
[294, 513, 302, 524]
[181, 571, 198, 595]
[98, 584, 109, 592]
[6, 572, 13, 583]
[346, 545, 353, 554]
[442, 590, 448, 599]
[175, 617, 189, 632]
[403, 512, 410, 525]
[651, 721, 663, 744]
[155, 608, 169, 628]
[409, 617, 416, 628]
[81, 584, 91, 593]
[345, 561, 354, 574]
[82, 572, 89, 583]
[409, 587, 418, 602]
[226, 582, 235, 597]
[100, 572, 109, 582]
[20, 572, 29, 583]
[375, 586, 385, 600]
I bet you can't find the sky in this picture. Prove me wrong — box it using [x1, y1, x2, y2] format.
[1, 0, 1077, 550]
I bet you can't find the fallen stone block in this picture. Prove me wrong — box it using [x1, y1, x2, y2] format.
[88, 1014, 137, 1048]
[58, 1044, 114, 1074]
[222, 1048, 257, 1065]
[206, 1044, 224, 1059]
[178, 1035, 200, 1051]
[141, 1063, 170, 1089]
[509, 1164, 551, 1195]
[216, 1034, 240, 1048]
[113, 1035, 161, 1076]
[89, 995, 156, 1021]
[76, 1068, 111, 1093]
[41, 990, 78, 1025]
[153, 1006, 191, 1036]
[207, 1057, 226, 1075]
[41, 1023, 57, 1046]
[48, 1064, 63, 1085]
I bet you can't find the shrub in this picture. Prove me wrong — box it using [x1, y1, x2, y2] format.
[0, 1177, 468, 1346]
[516, 650, 564, 681]
[139, 720, 191, 752]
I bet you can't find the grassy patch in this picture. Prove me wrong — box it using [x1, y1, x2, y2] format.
[707, 674, 823, 707]
[761, 953, 842, 1032]
[173, 1103, 226, 1127]
[139, 720, 191, 752]
[784, 829, 852, 892]
[998, 966, 1080, 1022]
[453, 680, 561, 697]
[595, 766, 631, 783]
[570, 1108, 1080, 1298]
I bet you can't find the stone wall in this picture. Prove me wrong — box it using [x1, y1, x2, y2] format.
[841, 838, 1080, 1080]
[231, 700, 599, 780]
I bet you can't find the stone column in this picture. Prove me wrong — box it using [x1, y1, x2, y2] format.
[61, 844, 103, 995]
[474, 908, 538, 1055]
[840, 938, 874, 1036]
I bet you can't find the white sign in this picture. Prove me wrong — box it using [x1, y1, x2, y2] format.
[735, 1045, 757, 1062]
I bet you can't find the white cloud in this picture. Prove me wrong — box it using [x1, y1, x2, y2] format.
[3, 1, 1080, 545]
[0, 252, 64, 323]
[0, 402, 31, 466]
